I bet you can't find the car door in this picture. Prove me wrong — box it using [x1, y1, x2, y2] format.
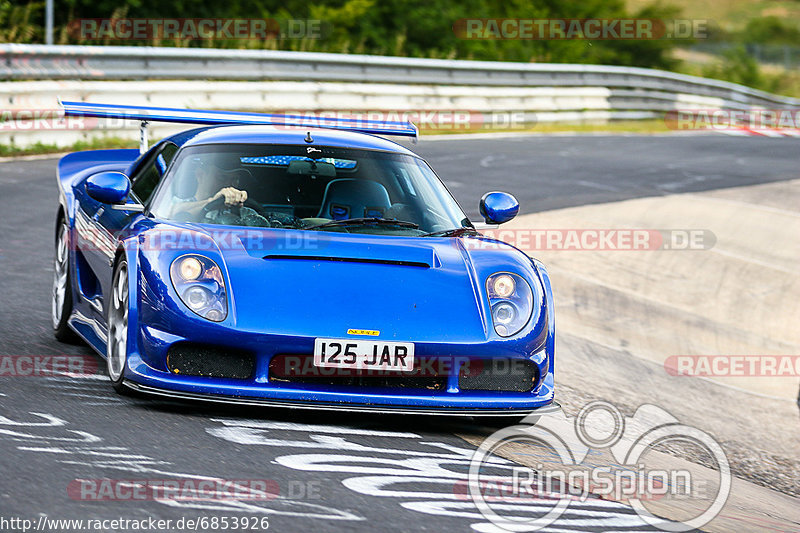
[77, 142, 179, 323]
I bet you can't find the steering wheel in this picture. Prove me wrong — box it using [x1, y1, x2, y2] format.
[241, 199, 302, 227]
[202, 196, 226, 214]
[202, 197, 302, 228]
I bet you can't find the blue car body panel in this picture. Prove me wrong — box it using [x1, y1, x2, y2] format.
[55, 124, 556, 415]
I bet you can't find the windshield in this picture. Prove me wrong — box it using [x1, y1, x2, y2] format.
[148, 143, 469, 236]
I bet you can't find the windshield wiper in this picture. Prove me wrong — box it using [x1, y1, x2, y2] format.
[421, 226, 479, 237]
[305, 217, 419, 231]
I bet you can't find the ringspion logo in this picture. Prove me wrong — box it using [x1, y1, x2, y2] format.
[468, 401, 730, 531]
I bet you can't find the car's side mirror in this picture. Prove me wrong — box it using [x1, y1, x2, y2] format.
[85, 171, 143, 211]
[86, 171, 131, 204]
[480, 191, 519, 224]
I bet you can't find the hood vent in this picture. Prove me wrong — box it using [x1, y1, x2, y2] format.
[263, 254, 430, 268]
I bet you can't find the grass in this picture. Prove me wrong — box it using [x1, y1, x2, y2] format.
[0, 136, 137, 158]
[422, 119, 673, 136]
[624, 0, 800, 32]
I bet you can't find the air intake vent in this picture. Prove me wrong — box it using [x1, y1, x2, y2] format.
[269, 354, 447, 391]
[167, 343, 255, 380]
[458, 358, 538, 392]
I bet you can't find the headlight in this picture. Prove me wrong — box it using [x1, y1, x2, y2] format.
[183, 286, 211, 310]
[492, 302, 516, 326]
[179, 256, 203, 281]
[170, 255, 228, 322]
[487, 272, 533, 337]
[492, 274, 516, 298]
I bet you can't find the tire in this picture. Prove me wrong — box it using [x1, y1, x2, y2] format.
[52, 217, 79, 343]
[107, 258, 130, 394]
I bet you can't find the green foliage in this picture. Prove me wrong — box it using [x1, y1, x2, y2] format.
[740, 16, 800, 45]
[702, 45, 762, 89]
[0, 0, 42, 43]
[680, 15, 800, 96]
[4, 0, 687, 70]
[592, 2, 683, 70]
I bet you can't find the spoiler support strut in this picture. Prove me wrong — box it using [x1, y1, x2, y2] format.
[139, 121, 148, 154]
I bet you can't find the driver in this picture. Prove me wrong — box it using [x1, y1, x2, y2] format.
[169, 159, 248, 219]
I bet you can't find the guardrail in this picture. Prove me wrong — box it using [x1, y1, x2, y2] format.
[1, 44, 798, 148]
[4, 44, 799, 106]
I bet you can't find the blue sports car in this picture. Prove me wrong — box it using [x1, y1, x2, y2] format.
[52, 102, 556, 417]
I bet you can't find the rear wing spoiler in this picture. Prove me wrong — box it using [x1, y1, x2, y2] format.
[60, 100, 419, 154]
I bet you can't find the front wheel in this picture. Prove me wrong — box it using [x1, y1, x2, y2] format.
[52, 219, 79, 343]
[107, 259, 130, 394]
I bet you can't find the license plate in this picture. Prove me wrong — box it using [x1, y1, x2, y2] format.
[313, 338, 415, 371]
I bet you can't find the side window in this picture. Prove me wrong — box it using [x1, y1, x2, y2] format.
[131, 143, 178, 203]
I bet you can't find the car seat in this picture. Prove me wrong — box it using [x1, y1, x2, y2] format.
[317, 179, 392, 220]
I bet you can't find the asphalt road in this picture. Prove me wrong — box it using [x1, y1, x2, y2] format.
[406, 133, 798, 216]
[0, 134, 797, 532]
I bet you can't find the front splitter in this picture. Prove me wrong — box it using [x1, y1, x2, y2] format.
[123, 380, 560, 417]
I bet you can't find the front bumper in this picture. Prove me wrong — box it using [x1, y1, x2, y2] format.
[124, 379, 560, 416]
[123, 326, 556, 413]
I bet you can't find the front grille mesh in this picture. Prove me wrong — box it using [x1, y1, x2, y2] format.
[268, 354, 447, 391]
[167, 343, 255, 380]
[458, 358, 538, 392]
[163, 346, 538, 392]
